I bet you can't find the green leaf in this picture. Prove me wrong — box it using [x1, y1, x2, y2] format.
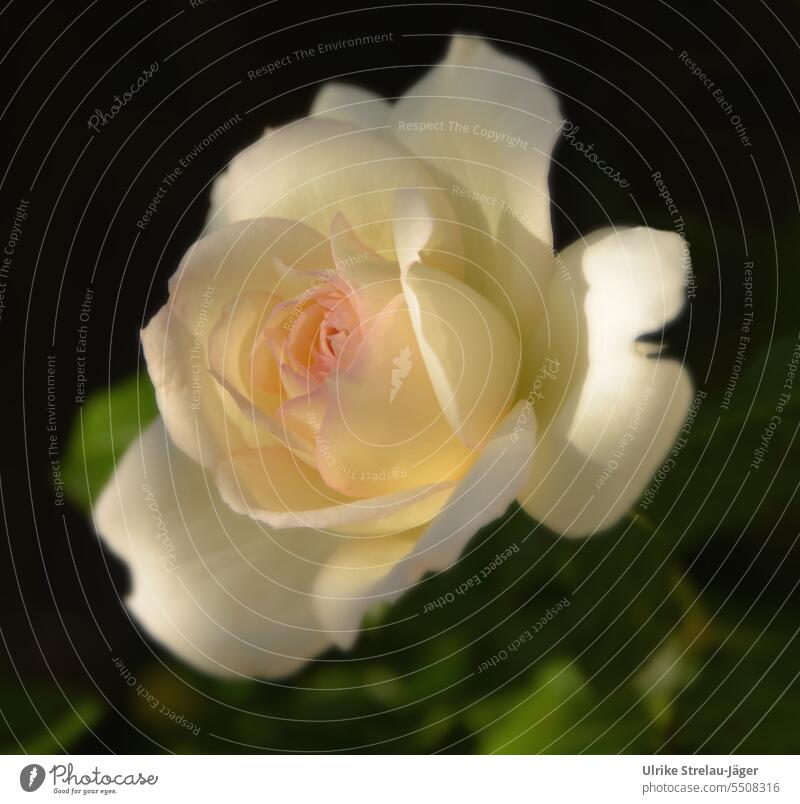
[62, 373, 158, 513]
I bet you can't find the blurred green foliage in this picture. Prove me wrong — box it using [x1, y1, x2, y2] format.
[62, 374, 158, 512]
[0, 688, 103, 754]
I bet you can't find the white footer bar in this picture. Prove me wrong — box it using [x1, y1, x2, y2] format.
[1, 755, 796, 802]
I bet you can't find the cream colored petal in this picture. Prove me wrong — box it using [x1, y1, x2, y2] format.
[207, 369, 317, 465]
[518, 226, 693, 535]
[141, 306, 248, 469]
[206, 292, 280, 405]
[490, 213, 562, 396]
[389, 35, 562, 246]
[214, 444, 455, 535]
[94, 421, 338, 678]
[393, 189, 554, 442]
[313, 401, 535, 648]
[142, 218, 330, 466]
[520, 354, 692, 536]
[312, 531, 422, 649]
[327, 212, 404, 314]
[314, 294, 475, 496]
[164, 217, 330, 331]
[206, 117, 464, 277]
[393, 190, 521, 448]
[578, 227, 690, 359]
[309, 82, 391, 128]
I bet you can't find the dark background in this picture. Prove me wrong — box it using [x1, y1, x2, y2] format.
[1, 0, 799, 753]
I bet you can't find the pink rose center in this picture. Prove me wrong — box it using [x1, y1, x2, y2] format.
[265, 278, 362, 395]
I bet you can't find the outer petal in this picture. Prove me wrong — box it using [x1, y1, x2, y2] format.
[389, 35, 562, 246]
[141, 218, 329, 467]
[313, 401, 535, 648]
[309, 83, 391, 128]
[140, 306, 248, 470]
[95, 421, 336, 678]
[164, 217, 329, 330]
[521, 355, 692, 536]
[206, 118, 464, 277]
[518, 227, 693, 536]
[580, 228, 689, 359]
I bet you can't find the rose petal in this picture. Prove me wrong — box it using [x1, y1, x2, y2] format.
[311, 531, 423, 649]
[315, 294, 475, 496]
[215, 444, 455, 535]
[312, 401, 535, 648]
[206, 118, 463, 276]
[165, 217, 329, 330]
[518, 226, 693, 535]
[393, 190, 522, 448]
[309, 83, 391, 128]
[95, 421, 337, 678]
[519, 354, 692, 536]
[531, 226, 689, 425]
[142, 218, 330, 466]
[141, 306, 248, 469]
[579, 227, 690, 358]
[206, 292, 281, 404]
[389, 35, 562, 246]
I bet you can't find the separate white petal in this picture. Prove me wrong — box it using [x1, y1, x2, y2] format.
[519, 226, 693, 536]
[312, 401, 535, 648]
[520, 225, 690, 422]
[95, 420, 337, 678]
[389, 35, 562, 246]
[520, 354, 692, 536]
[579, 226, 690, 361]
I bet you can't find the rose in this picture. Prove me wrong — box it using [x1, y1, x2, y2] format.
[96, 36, 692, 678]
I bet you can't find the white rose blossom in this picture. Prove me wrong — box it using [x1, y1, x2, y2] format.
[96, 36, 692, 678]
